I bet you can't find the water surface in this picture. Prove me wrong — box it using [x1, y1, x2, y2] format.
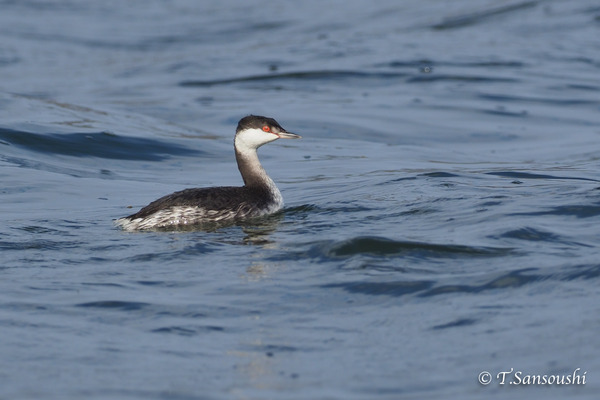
[1, 1, 599, 399]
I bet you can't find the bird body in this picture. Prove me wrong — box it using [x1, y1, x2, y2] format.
[116, 115, 300, 231]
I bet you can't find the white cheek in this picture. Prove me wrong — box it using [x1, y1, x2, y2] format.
[235, 128, 277, 150]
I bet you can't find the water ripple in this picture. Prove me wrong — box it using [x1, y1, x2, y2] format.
[494, 227, 592, 249]
[512, 204, 600, 219]
[322, 236, 512, 259]
[0, 239, 82, 251]
[487, 171, 599, 182]
[179, 69, 515, 87]
[432, 318, 478, 330]
[498, 227, 562, 242]
[152, 325, 225, 336]
[0, 128, 201, 160]
[478, 93, 600, 107]
[321, 280, 434, 297]
[180, 70, 408, 87]
[75, 301, 151, 311]
[431, 1, 538, 30]
[420, 269, 539, 297]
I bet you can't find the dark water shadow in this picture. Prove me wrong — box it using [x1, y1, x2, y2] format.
[487, 171, 599, 182]
[561, 264, 600, 281]
[406, 74, 516, 83]
[0, 128, 201, 160]
[419, 172, 461, 178]
[493, 226, 592, 248]
[511, 204, 600, 219]
[152, 325, 225, 336]
[422, 263, 600, 297]
[75, 300, 150, 311]
[180, 69, 516, 88]
[322, 236, 513, 259]
[432, 318, 478, 330]
[381, 60, 526, 69]
[321, 280, 434, 297]
[497, 227, 562, 242]
[180, 70, 408, 87]
[419, 268, 540, 297]
[320, 269, 537, 299]
[431, 1, 538, 30]
[323, 263, 600, 300]
[0, 238, 83, 251]
[478, 93, 600, 107]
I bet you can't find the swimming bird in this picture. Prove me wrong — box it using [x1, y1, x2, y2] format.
[116, 115, 301, 231]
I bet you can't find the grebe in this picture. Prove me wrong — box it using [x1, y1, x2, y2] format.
[116, 115, 301, 231]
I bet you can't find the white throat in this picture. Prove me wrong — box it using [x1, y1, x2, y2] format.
[234, 129, 279, 190]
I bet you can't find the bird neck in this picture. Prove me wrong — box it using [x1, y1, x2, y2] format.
[235, 146, 277, 191]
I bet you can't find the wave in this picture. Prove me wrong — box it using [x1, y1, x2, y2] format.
[322, 236, 513, 259]
[179, 69, 515, 87]
[0, 127, 201, 161]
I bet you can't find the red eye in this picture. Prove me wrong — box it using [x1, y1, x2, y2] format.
[262, 125, 271, 132]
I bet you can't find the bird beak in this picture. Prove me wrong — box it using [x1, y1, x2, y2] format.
[277, 131, 302, 139]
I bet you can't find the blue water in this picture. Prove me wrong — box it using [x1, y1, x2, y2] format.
[1, 1, 599, 399]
